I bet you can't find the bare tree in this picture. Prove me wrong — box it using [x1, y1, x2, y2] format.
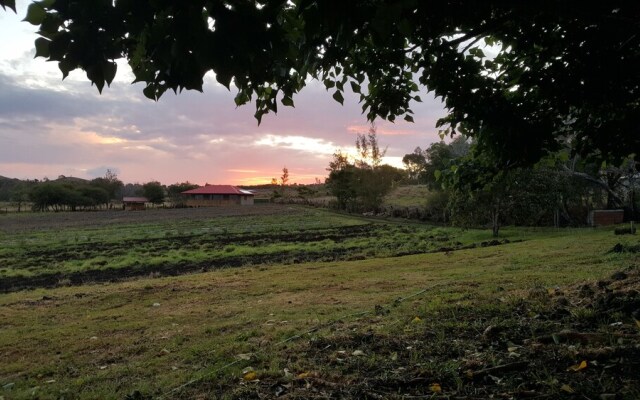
[355, 124, 386, 169]
[280, 167, 289, 197]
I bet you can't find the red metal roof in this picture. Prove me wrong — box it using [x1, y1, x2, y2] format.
[181, 185, 254, 195]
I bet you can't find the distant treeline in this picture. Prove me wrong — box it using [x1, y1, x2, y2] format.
[0, 172, 204, 212]
[0, 171, 126, 212]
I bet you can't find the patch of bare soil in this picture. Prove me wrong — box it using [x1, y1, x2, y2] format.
[2, 215, 515, 293]
[0, 205, 301, 234]
[197, 267, 640, 399]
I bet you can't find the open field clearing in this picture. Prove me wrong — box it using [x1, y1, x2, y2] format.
[1, 206, 528, 292]
[1, 206, 639, 399]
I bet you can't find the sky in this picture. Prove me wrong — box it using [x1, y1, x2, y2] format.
[0, 1, 448, 185]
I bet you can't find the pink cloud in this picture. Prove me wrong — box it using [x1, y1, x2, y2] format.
[346, 124, 419, 136]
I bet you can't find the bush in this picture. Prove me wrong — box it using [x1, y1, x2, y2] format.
[423, 190, 450, 223]
[614, 227, 636, 235]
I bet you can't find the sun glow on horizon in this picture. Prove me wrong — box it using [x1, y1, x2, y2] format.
[254, 134, 337, 156]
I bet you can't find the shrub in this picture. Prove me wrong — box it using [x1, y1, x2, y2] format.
[614, 227, 636, 235]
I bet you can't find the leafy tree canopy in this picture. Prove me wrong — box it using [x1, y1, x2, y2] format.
[142, 181, 165, 204]
[3, 1, 639, 165]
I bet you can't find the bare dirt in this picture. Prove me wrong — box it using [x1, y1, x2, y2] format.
[0, 205, 298, 234]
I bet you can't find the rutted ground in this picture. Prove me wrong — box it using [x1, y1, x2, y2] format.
[1, 206, 513, 292]
[1, 207, 638, 399]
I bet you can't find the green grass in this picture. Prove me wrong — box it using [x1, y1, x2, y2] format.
[0, 207, 639, 399]
[0, 206, 548, 281]
[383, 185, 431, 207]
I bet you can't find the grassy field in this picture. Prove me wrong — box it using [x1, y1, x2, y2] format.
[383, 185, 431, 208]
[1, 205, 639, 399]
[0, 206, 534, 290]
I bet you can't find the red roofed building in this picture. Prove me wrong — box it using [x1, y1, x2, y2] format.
[122, 197, 149, 211]
[181, 185, 254, 207]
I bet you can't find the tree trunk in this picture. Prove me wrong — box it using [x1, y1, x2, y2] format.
[492, 210, 500, 237]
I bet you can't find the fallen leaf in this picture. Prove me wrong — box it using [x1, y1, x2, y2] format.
[352, 350, 365, 357]
[560, 384, 575, 393]
[243, 371, 258, 381]
[236, 353, 253, 361]
[507, 342, 520, 352]
[567, 360, 587, 372]
[412, 316, 422, 323]
[296, 372, 311, 379]
[429, 383, 442, 393]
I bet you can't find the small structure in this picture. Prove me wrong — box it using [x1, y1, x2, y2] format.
[589, 209, 625, 226]
[122, 197, 148, 211]
[181, 185, 254, 207]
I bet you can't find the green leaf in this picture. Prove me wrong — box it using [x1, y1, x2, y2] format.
[558, 151, 570, 162]
[350, 81, 361, 94]
[58, 58, 75, 80]
[103, 61, 117, 86]
[469, 48, 485, 58]
[324, 79, 335, 89]
[234, 92, 249, 106]
[48, 33, 70, 61]
[215, 71, 232, 89]
[0, 0, 16, 12]
[281, 96, 294, 107]
[23, 3, 46, 25]
[404, 115, 414, 123]
[332, 90, 344, 105]
[414, 95, 422, 102]
[34, 37, 50, 58]
[86, 65, 105, 93]
[254, 110, 264, 125]
[39, 14, 62, 38]
[398, 19, 413, 37]
[143, 85, 157, 100]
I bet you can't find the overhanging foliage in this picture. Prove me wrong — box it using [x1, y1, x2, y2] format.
[3, 1, 639, 165]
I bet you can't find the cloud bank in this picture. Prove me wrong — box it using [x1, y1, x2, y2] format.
[0, 2, 447, 184]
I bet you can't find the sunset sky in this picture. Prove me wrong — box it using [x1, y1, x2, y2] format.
[0, 1, 447, 186]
